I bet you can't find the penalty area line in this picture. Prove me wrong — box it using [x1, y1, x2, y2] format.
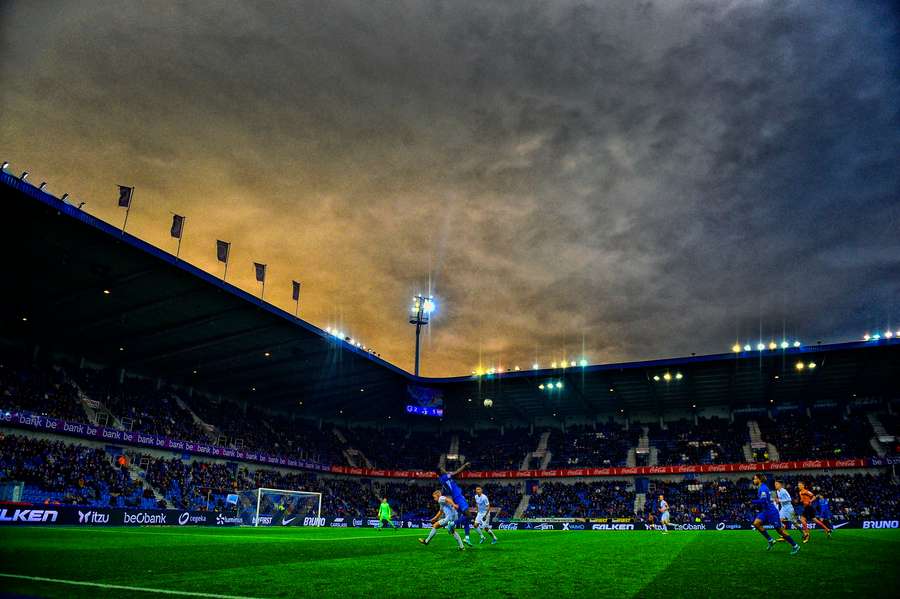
[0, 572, 264, 599]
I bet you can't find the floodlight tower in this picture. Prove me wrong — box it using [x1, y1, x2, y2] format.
[409, 294, 435, 376]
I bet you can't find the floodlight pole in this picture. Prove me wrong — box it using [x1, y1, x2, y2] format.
[409, 295, 431, 377]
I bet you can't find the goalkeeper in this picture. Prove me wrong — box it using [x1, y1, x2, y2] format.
[376, 497, 398, 530]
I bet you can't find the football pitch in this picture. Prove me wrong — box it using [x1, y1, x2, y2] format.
[1, 527, 898, 598]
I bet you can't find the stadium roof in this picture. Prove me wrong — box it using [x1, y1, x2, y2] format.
[3, 170, 899, 425]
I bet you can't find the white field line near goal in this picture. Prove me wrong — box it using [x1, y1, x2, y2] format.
[0, 573, 264, 599]
[21, 527, 425, 542]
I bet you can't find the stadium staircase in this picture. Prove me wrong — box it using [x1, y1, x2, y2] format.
[626, 448, 637, 467]
[867, 413, 890, 457]
[448, 435, 460, 459]
[520, 431, 552, 470]
[336, 429, 373, 468]
[177, 396, 219, 443]
[746, 420, 780, 460]
[514, 492, 530, 519]
[742, 443, 753, 462]
[638, 427, 658, 465]
[634, 493, 646, 515]
[65, 371, 115, 427]
[128, 453, 173, 508]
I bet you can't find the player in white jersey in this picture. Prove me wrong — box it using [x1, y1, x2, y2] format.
[658, 494, 671, 534]
[473, 486, 498, 545]
[419, 490, 465, 550]
[773, 480, 802, 537]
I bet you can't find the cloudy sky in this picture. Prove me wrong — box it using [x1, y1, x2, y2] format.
[2, 1, 898, 376]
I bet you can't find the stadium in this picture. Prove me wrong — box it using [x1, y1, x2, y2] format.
[2, 2, 900, 598]
[1, 168, 899, 596]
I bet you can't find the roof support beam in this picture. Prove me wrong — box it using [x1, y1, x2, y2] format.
[127, 325, 281, 366]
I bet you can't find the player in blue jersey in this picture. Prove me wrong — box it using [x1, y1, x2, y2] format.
[438, 462, 473, 546]
[815, 493, 834, 538]
[751, 473, 800, 555]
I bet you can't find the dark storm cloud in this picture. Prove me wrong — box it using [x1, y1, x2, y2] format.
[2, 0, 898, 375]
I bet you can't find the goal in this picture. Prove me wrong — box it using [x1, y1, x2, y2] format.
[236, 488, 323, 527]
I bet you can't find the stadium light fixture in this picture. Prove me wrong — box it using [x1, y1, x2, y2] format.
[569, 360, 576, 368]
[885, 331, 894, 339]
[20, 171, 28, 181]
[780, 341, 789, 349]
[103, 289, 110, 295]
[743, 344, 752, 352]
[675, 372, 683, 380]
[264, 352, 271, 357]
[653, 375, 660, 381]
[38, 182, 46, 190]
[555, 381, 563, 389]
[1, 161, 8, 171]
[793, 341, 801, 347]
[863, 333, 870, 341]
[768, 341, 777, 350]
[579, 359, 588, 367]
[538, 384, 545, 390]
[514, 366, 521, 371]
[409, 294, 435, 376]
[732, 344, 741, 353]
[532, 363, 539, 370]
[21, 317, 27, 322]
[756, 343, 765, 351]
[483, 398, 493, 408]
[551, 362, 557, 368]
[662, 373, 672, 381]
[118, 346, 124, 352]
[873, 334, 881, 340]
[795, 362, 804, 371]
[808, 362, 816, 369]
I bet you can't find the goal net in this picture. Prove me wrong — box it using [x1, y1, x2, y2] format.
[236, 488, 322, 527]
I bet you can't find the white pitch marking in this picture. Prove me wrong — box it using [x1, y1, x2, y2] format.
[0, 573, 264, 599]
[16, 527, 424, 542]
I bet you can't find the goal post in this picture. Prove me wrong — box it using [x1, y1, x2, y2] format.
[236, 487, 322, 526]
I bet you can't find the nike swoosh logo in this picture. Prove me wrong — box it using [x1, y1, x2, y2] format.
[282, 517, 296, 525]
[833, 522, 848, 529]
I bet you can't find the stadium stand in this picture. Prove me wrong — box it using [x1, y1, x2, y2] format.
[650, 417, 748, 466]
[0, 434, 154, 508]
[3, 423, 899, 522]
[456, 428, 535, 471]
[547, 422, 639, 468]
[0, 358, 86, 422]
[756, 407, 877, 460]
[525, 481, 634, 519]
[646, 472, 900, 523]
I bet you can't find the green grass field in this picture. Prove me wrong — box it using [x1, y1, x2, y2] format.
[0, 527, 898, 598]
